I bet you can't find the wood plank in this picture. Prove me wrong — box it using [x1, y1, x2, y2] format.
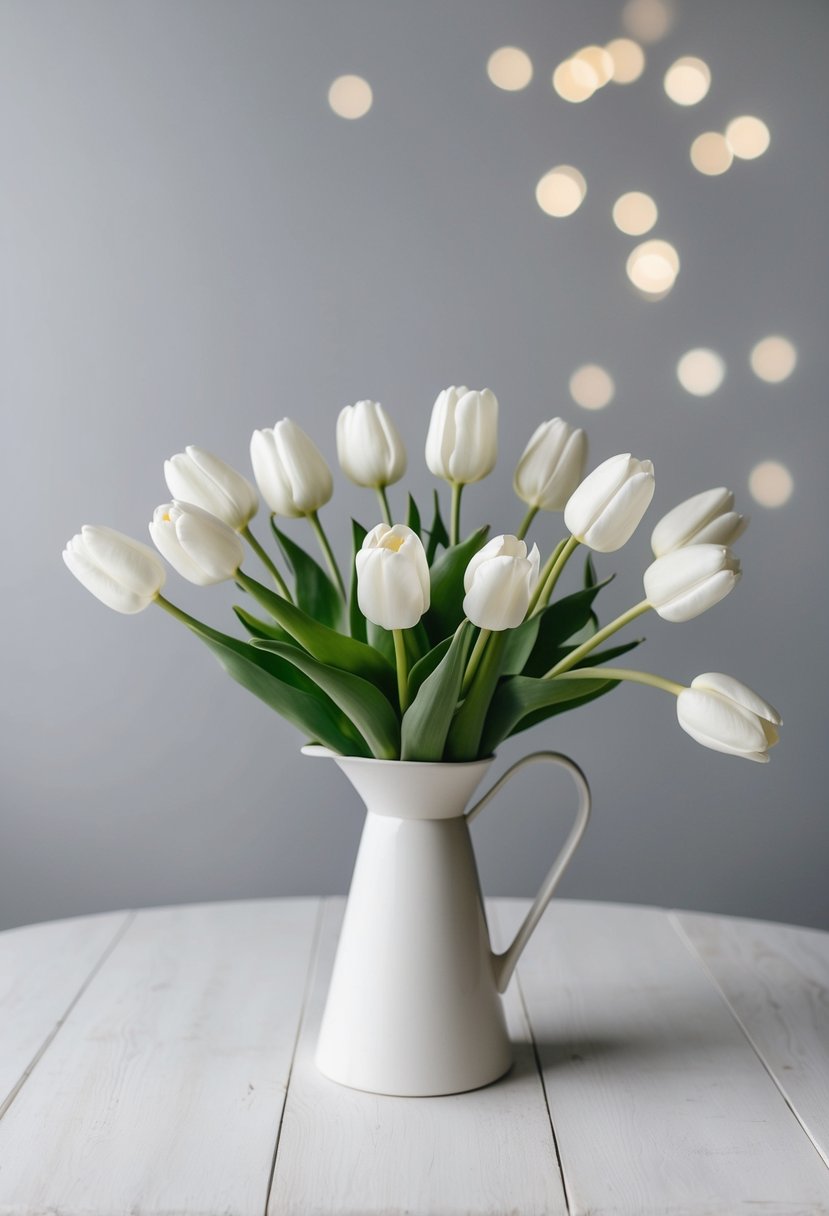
[0, 910, 131, 1117]
[268, 898, 567, 1216]
[0, 898, 319, 1216]
[673, 911, 829, 1170]
[504, 899, 829, 1216]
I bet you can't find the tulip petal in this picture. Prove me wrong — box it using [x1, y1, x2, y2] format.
[691, 672, 782, 726]
[677, 688, 772, 760]
[582, 467, 655, 552]
[63, 542, 157, 613]
[80, 526, 165, 596]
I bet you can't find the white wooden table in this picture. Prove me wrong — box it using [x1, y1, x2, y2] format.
[1, 899, 828, 1215]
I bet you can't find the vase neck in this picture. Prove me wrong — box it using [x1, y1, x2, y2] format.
[331, 755, 494, 820]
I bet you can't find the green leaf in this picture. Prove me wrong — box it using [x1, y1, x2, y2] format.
[406, 494, 422, 538]
[481, 674, 618, 755]
[423, 525, 490, 645]
[271, 519, 343, 631]
[251, 640, 400, 760]
[401, 623, 473, 761]
[522, 579, 613, 677]
[425, 490, 450, 564]
[444, 631, 507, 762]
[366, 620, 396, 666]
[348, 520, 368, 643]
[232, 605, 293, 643]
[501, 613, 541, 676]
[584, 553, 598, 588]
[557, 637, 643, 669]
[406, 637, 452, 701]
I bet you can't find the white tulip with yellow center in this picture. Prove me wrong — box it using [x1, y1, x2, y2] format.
[463, 535, 541, 631]
[150, 502, 245, 586]
[356, 524, 430, 631]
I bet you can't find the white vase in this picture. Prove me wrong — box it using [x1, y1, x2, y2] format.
[303, 747, 591, 1097]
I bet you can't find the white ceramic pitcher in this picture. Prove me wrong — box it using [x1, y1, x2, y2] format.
[304, 747, 591, 1097]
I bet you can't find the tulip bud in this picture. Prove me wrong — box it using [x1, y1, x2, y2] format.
[150, 502, 245, 585]
[651, 487, 748, 558]
[644, 544, 740, 622]
[336, 400, 407, 489]
[163, 445, 258, 531]
[425, 386, 498, 484]
[63, 525, 165, 614]
[514, 418, 588, 511]
[564, 453, 655, 552]
[356, 524, 430, 630]
[677, 673, 781, 763]
[463, 535, 541, 631]
[250, 419, 333, 518]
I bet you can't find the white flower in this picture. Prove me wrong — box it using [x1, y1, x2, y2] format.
[250, 419, 333, 517]
[677, 673, 781, 763]
[651, 487, 748, 557]
[149, 502, 245, 585]
[425, 386, 498, 484]
[463, 535, 541, 631]
[63, 526, 165, 614]
[163, 445, 258, 531]
[336, 400, 407, 488]
[356, 524, 430, 630]
[514, 418, 588, 512]
[644, 544, 741, 622]
[564, 453, 655, 552]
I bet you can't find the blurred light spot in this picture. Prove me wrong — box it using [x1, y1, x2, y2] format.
[613, 191, 658, 235]
[328, 75, 373, 119]
[552, 57, 598, 103]
[569, 364, 615, 410]
[536, 166, 587, 217]
[690, 132, 733, 175]
[677, 348, 726, 396]
[725, 115, 770, 159]
[750, 335, 797, 383]
[606, 38, 646, 84]
[626, 238, 679, 295]
[622, 0, 674, 43]
[573, 45, 614, 87]
[664, 56, 711, 105]
[749, 461, 793, 507]
[487, 46, 533, 91]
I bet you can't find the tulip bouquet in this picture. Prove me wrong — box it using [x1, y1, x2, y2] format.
[63, 388, 781, 765]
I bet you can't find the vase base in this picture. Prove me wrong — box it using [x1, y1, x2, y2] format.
[314, 1049, 514, 1098]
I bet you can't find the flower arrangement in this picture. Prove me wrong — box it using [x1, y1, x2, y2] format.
[63, 389, 781, 765]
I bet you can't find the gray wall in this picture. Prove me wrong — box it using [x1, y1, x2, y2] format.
[2, 0, 827, 931]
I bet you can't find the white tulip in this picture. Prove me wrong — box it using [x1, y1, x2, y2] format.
[337, 400, 407, 488]
[63, 525, 165, 614]
[164, 445, 258, 531]
[149, 502, 245, 586]
[425, 386, 498, 484]
[463, 535, 541, 631]
[644, 544, 740, 622]
[564, 453, 655, 552]
[651, 487, 748, 557]
[356, 524, 430, 630]
[514, 418, 588, 511]
[250, 419, 333, 517]
[677, 673, 781, 763]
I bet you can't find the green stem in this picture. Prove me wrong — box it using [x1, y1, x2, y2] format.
[561, 666, 684, 697]
[154, 593, 204, 631]
[516, 505, 539, 540]
[450, 482, 463, 547]
[544, 599, 652, 679]
[393, 629, 409, 713]
[527, 538, 566, 615]
[376, 486, 392, 526]
[241, 525, 292, 601]
[461, 627, 492, 698]
[308, 511, 347, 601]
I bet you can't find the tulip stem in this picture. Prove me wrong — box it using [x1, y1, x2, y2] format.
[308, 511, 347, 601]
[516, 505, 539, 540]
[527, 539, 566, 615]
[544, 599, 652, 679]
[154, 594, 204, 630]
[461, 628, 492, 698]
[376, 486, 392, 526]
[529, 534, 579, 616]
[560, 666, 684, 697]
[241, 526, 293, 601]
[450, 483, 463, 547]
[393, 629, 410, 713]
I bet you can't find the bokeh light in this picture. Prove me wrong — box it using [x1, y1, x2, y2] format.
[750, 335, 798, 383]
[749, 461, 794, 507]
[613, 191, 658, 236]
[536, 166, 587, 217]
[622, 0, 674, 43]
[664, 56, 711, 105]
[328, 75, 373, 119]
[606, 38, 646, 84]
[725, 115, 771, 159]
[626, 238, 680, 296]
[487, 47, 533, 91]
[569, 364, 615, 410]
[552, 58, 599, 103]
[690, 131, 733, 175]
[573, 45, 614, 87]
[676, 348, 726, 396]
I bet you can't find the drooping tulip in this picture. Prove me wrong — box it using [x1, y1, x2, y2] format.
[651, 487, 748, 557]
[463, 535, 541, 630]
[644, 544, 740, 622]
[676, 673, 781, 762]
[336, 400, 407, 488]
[356, 524, 431, 630]
[425, 387, 498, 485]
[564, 453, 655, 552]
[514, 419, 588, 511]
[250, 419, 333, 517]
[63, 526, 165, 614]
[149, 502, 245, 585]
[163, 445, 258, 531]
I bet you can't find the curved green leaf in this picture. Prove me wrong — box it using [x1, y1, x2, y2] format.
[233, 605, 292, 643]
[407, 636, 452, 702]
[444, 631, 507, 762]
[522, 577, 613, 677]
[271, 519, 343, 631]
[348, 520, 368, 642]
[406, 494, 422, 538]
[481, 673, 617, 755]
[425, 490, 450, 564]
[401, 623, 473, 761]
[424, 526, 489, 644]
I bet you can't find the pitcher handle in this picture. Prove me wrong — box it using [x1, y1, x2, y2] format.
[465, 750, 591, 993]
